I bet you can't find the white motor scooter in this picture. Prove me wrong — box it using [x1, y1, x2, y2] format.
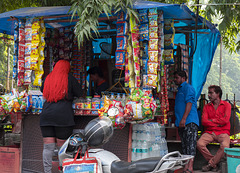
[58, 117, 193, 173]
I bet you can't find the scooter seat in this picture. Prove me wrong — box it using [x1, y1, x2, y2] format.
[111, 157, 162, 173]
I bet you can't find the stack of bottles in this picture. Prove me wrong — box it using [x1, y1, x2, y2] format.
[131, 122, 168, 161]
[73, 93, 127, 115]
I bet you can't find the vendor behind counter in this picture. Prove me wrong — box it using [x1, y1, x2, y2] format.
[87, 66, 109, 96]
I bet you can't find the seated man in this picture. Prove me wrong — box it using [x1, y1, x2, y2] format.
[197, 85, 231, 172]
[87, 66, 109, 96]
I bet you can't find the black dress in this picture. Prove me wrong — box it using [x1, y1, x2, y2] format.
[40, 73, 82, 127]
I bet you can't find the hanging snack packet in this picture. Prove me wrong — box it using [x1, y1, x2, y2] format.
[18, 43, 25, 58]
[141, 95, 152, 119]
[139, 24, 149, 41]
[164, 34, 175, 49]
[117, 10, 128, 22]
[148, 8, 158, 16]
[149, 15, 158, 27]
[18, 60, 25, 73]
[123, 102, 134, 122]
[148, 51, 158, 63]
[14, 30, 19, 42]
[148, 39, 158, 51]
[33, 71, 43, 86]
[147, 74, 158, 87]
[130, 88, 144, 102]
[158, 10, 164, 23]
[164, 19, 175, 34]
[149, 27, 158, 39]
[129, 14, 139, 33]
[30, 42, 39, 57]
[116, 36, 127, 50]
[25, 18, 33, 28]
[25, 28, 32, 41]
[17, 73, 24, 87]
[117, 21, 128, 36]
[148, 62, 158, 75]
[19, 28, 25, 43]
[115, 51, 126, 70]
[24, 70, 32, 85]
[25, 42, 31, 56]
[32, 18, 41, 29]
[32, 28, 40, 43]
[132, 102, 143, 120]
[164, 49, 174, 65]
[30, 56, 39, 70]
[138, 9, 148, 23]
[25, 56, 31, 69]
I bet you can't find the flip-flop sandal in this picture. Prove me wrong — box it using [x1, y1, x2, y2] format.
[185, 169, 192, 173]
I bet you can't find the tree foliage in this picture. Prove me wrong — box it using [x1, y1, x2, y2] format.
[202, 44, 240, 100]
[70, 0, 138, 47]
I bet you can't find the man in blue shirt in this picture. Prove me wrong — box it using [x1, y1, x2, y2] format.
[174, 70, 199, 173]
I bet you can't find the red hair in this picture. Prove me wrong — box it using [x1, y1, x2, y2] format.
[43, 60, 70, 102]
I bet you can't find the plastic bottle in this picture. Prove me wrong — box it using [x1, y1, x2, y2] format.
[162, 138, 168, 155]
[135, 140, 142, 160]
[92, 95, 101, 114]
[121, 93, 126, 107]
[132, 124, 138, 141]
[100, 95, 105, 108]
[116, 93, 121, 102]
[110, 93, 115, 101]
[84, 96, 92, 114]
[141, 140, 149, 159]
[131, 140, 137, 162]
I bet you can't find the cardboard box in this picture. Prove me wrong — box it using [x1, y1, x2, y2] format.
[0, 146, 20, 173]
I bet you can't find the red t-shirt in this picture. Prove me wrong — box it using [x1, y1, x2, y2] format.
[202, 100, 231, 135]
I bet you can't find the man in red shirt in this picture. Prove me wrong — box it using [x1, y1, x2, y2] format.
[197, 85, 231, 172]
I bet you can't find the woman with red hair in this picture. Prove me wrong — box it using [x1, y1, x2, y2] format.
[40, 60, 82, 173]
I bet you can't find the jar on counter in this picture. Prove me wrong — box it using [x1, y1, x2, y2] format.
[84, 96, 92, 114]
[92, 95, 101, 115]
[75, 97, 84, 115]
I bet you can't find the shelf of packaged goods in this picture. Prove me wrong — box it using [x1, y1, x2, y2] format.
[166, 139, 181, 143]
[154, 114, 164, 117]
[74, 113, 98, 116]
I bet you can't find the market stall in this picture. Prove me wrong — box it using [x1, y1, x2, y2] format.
[0, 1, 220, 172]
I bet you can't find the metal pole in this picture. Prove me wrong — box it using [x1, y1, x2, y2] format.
[6, 45, 10, 92]
[219, 37, 222, 87]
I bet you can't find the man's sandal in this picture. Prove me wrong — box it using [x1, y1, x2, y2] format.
[184, 169, 192, 173]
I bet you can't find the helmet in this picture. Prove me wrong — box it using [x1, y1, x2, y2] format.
[84, 116, 113, 147]
[58, 131, 85, 166]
